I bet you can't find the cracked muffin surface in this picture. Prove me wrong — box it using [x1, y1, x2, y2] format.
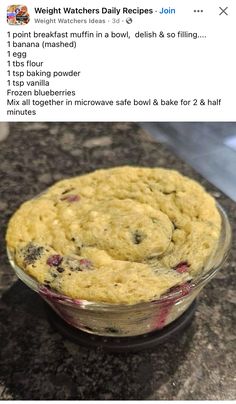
[6, 166, 221, 304]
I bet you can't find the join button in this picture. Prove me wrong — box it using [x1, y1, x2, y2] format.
[159, 7, 176, 14]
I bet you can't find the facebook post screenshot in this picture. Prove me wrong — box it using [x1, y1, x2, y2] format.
[0, 0, 235, 402]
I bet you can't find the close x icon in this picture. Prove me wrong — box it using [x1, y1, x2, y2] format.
[219, 6, 228, 15]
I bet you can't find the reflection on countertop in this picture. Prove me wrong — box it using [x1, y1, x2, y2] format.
[0, 122, 235, 400]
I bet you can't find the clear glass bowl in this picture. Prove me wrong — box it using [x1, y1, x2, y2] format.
[7, 203, 231, 337]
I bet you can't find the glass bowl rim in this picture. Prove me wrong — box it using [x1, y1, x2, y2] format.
[7, 202, 232, 311]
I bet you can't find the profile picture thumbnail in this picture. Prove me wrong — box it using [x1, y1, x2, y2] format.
[7, 5, 30, 25]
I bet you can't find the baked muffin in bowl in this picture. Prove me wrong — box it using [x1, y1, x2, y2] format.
[6, 167, 231, 336]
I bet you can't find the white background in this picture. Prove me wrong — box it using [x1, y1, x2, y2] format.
[0, 0, 235, 121]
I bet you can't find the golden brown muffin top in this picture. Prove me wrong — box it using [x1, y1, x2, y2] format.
[6, 166, 221, 304]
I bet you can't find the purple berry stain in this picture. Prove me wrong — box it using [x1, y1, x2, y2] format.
[47, 254, 63, 267]
[79, 258, 92, 270]
[61, 194, 80, 202]
[174, 261, 190, 273]
[155, 303, 172, 329]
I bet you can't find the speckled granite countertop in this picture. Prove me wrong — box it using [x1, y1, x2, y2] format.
[0, 123, 235, 400]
